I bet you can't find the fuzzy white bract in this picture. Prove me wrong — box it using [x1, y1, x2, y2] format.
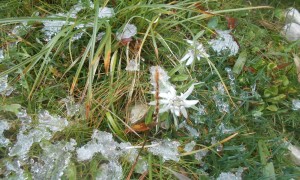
[180, 40, 209, 66]
[116, 24, 137, 40]
[209, 30, 239, 56]
[150, 84, 198, 118]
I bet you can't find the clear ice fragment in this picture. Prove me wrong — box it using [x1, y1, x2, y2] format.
[292, 99, 300, 110]
[98, 7, 115, 18]
[148, 139, 180, 162]
[184, 141, 196, 152]
[218, 123, 235, 134]
[195, 149, 208, 162]
[116, 24, 137, 40]
[96, 161, 123, 180]
[213, 82, 229, 113]
[216, 167, 243, 180]
[61, 96, 81, 117]
[0, 120, 10, 147]
[209, 30, 239, 56]
[225, 67, 236, 95]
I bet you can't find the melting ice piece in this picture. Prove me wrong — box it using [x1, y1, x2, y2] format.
[61, 96, 81, 117]
[98, 7, 115, 18]
[225, 67, 237, 95]
[282, 23, 300, 42]
[31, 139, 77, 180]
[96, 161, 123, 180]
[179, 121, 200, 137]
[184, 141, 196, 152]
[42, 13, 67, 41]
[11, 22, 28, 36]
[148, 139, 180, 162]
[9, 110, 68, 158]
[292, 99, 300, 110]
[77, 130, 121, 161]
[213, 82, 229, 113]
[209, 30, 239, 56]
[0, 75, 8, 93]
[126, 59, 140, 71]
[116, 23, 137, 41]
[71, 32, 84, 41]
[285, 8, 300, 25]
[216, 167, 244, 180]
[195, 149, 208, 162]
[0, 120, 10, 147]
[218, 123, 235, 134]
[118, 142, 138, 163]
[5, 159, 28, 179]
[134, 158, 148, 174]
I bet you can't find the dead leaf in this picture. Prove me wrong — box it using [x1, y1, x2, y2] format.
[125, 122, 150, 134]
[293, 54, 300, 83]
[120, 38, 132, 45]
[226, 16, 238, 30]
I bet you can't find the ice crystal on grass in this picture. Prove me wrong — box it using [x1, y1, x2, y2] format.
[195, 149, 208, 162]
[180, 40, 209, 66]
[31, 139, 77, 180]
[116, 24, 137, 40]
[0, 120, 10, 147]
[96, 161, 123, 180]
[148, 139, 180, 162]
[5, 159, 28, 179]
[184, 141, 196, 152]
[61, 96, 81, 117]
[218, 123, 235, 134]
[209, 30, 239, 56]
[126, 59, 140, 71]
[292, 99, 300, 110]
[0, 75, 15, 96]
[9, 110, 68, 159]
[216, 167, 243, 180]
[213, 82, 229, 113]
[225, 67, 236, 95]
[135, 158, 148, 174]
[98, 7, 115, 18]
[179, 121, 200, 137]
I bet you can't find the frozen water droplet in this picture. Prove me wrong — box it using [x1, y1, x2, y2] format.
[216, 144, 223, 152]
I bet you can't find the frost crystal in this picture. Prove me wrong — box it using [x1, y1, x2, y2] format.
[126, 59, 140, 71]
[184, 141, 196, 152]
[148, 139, 180, 162]
[31, 139, 77, 180]
[180, 40, 210, 66]
[96, 161, 123, 180]
[213, 82, 229, 113]
[98, 7, 115, 18]
[216, 167, 244, 180]
[116, 24, 137, 40]
[9, 110, 68, 158]
[209, 30, 239, 56]
[225, 67, 236, 95]
[61, 96, 81, 117]
[292, 99, 300, 110]
[0, 120, 10, 147]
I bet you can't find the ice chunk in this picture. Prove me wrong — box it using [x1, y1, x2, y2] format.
[126, 59, 140, 71]
[218, 123, 235, 134]
[209, 30, 239, 56]
[225, 67, 236, 95]
[71, 32, 84, 41]
[116, 24, 137, 40]
[31, 139, 76, 180]
[61, 96, 81, 117]
[0, 75, 8, 93]
[292, 99, 300, 110]
[148, 139, 180, 162]
[9, 110, 68, 158]
[216, 167, 243, 180]
[0, 48, 4, 62]
[98, 7, 114, 18]
[5, 159, 28, 179]
[282, 23, 300, 42]
[11, 22, 28, 36]
[213, 82, 229, 113]
[285, 8, 300, 25]
[42, 13, 67, 41]
[96, 161, 123, 180]
[118, 142, 138, 163]
[0, 120, 10, 147]
[135, 158, 148, 174]
[184, 141, 196, 152]
[195, 149, 208, 162]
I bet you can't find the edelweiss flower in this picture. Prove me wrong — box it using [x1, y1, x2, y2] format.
[150, 85, 198, 118]
[180, 40, 209, 66]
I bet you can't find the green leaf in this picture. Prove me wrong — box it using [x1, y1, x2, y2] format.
[207, 16, 218, 29]
[171, 74, 189, 81]
[233, 51, 247, 75]
[0, 104, 21, 114]
[264, 86, 278, 97]
[258, 140, 276, 180]
[266, 105, 278, 112]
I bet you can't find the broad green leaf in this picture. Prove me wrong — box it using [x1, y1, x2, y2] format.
[233, 51, 247, 75]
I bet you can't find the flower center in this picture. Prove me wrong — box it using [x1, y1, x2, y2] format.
[171, 97, 182, 107]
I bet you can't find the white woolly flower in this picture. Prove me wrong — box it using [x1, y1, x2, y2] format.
[150, 85, 199, 118]
[209, 30, 239, 56]
[98, 7, 115, 18]
[116, 24, 137, 40]
[180, 40, 210, 66]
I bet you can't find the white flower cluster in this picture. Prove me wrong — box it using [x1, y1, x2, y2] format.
[180, 39, 210, 66]
[149, 66, 199, 120]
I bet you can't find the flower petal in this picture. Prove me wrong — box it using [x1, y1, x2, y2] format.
[183, 100, 199, 107]
[149, 101, 156, 105]
[180, 84, 195, 99]
[180, 53, 190, 62]
[180, 106, 188, 118]
[186, 55, 194, 66]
